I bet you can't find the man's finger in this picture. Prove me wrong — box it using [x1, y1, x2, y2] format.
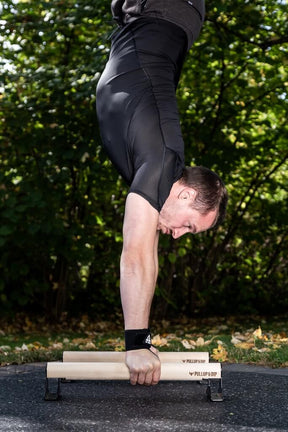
[151, 365, 161, 385]
[137, 371, 146, 385]
[129, 371, 138, 385]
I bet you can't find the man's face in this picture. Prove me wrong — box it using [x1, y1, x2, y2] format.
[158, 190, 217, 239]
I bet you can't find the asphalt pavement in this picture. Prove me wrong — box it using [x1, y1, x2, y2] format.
[0, 362, 288, 431]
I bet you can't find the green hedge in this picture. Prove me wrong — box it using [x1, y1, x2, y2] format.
[0, 0, 287, 320]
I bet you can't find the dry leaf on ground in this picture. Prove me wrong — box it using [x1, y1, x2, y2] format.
[152, 334, 169, 347]
[231, 326, 288, 351]
[211, 344, 228, 362]
[253, 326, 262, 339]
[181, 339, 196, 350]
[234, 342, 255, 350]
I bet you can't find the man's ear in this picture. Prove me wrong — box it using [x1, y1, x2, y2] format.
[178, 187, 197, 201]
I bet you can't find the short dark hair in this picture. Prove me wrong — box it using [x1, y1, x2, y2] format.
[180, 166, 228, 227]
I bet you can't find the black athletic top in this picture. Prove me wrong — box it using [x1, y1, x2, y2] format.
[96, 4, 205, 211]
[111, 0, 205, 50]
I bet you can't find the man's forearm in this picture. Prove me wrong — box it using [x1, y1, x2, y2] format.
[120, 251, 157, 329]
[120, 192, 161, 385]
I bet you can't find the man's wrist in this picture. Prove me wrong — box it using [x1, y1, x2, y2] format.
[125, 328, 152, 351]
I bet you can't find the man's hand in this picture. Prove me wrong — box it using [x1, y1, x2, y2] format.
[125, 347, 161, 385]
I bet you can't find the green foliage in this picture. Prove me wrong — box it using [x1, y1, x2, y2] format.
[156, 0, 288, 318]
[0, 0, 287, 320]
[0, 0, 123, 318]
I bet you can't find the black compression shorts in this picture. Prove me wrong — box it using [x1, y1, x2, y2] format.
[96, 17, 187, 212]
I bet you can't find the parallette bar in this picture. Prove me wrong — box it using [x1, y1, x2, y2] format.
[63, 351, 209, 364]
[47, 361, 221, 381]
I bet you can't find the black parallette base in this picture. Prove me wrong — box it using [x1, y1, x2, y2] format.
[206, 378, 224, 402]
[44, 378, 62, 401]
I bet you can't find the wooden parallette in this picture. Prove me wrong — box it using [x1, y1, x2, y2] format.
[45, 351, 223, 402]
[47, 361, 221, 381]
[62, 350, 210, 364]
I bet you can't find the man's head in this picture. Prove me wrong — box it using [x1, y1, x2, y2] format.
[158, 166, 228, 239]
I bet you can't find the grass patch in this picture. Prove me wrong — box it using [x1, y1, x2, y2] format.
[0, 314, 288, 368]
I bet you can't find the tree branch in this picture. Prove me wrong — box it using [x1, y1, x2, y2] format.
[207, 18, 288, 51]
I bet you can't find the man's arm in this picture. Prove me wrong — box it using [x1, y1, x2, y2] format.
[120, 192, 161, 385]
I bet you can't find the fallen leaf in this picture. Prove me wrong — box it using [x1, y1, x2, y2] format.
[232, 332, 247, 340]
[195, 337, 205, 346]
[272, 344, 281, 349]
[72, 338, 89, 345]
[152, 334, 169, 347]
[253, 326, 262, 339]
[51, 342, 63, 349]
[0, 345, 11, 352]
[32, 341, 43, 350]
[115, 345, 125, 352]
[84, 342, 96, 349]
[105, 338, 125, 351]
[204, 337, 216, 346]
[166, 333, 180, 340]
[15, 344, 29, 352]
[181, 339, 196, 350]
[234, 342, 254, 350]
[254, 347, 271, 353]
[211, 344, 228, 362]
[231, 335, 242, 345]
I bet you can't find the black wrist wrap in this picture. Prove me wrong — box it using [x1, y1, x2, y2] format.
[125, 328, 152, 351]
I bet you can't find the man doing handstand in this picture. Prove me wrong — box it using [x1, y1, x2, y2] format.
[96, 0, 228, 386]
